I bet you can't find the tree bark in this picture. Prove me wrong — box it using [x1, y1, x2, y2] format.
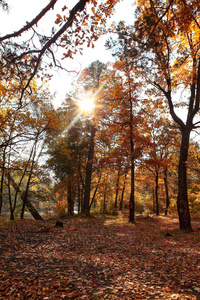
[0, 147, 6, 216]
[103, 183, 107, 214]
[114, 167, 120, 210]
[24, 194, 43, 221]
[120, 173, 127, 210]
[129, 149, 135, 222]
[177, 128, 193, 231]
[82, 125, 96, 214]
[7, 173, 15, 220]
[152, 188, 156, 213]
[67, 177, 73, 215]
[89, 173, 101, 210]
[129, 102, 135, 222]
[164, 166, 170, 215]
[155, 168, 159, 216]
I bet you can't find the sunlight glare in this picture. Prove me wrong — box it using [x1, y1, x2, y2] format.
[79, 96, 95, 113]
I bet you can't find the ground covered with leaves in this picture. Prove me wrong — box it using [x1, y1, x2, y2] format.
[0, 212, 200, 300]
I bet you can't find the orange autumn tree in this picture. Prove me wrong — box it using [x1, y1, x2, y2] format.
[0, 82, 56, 220]
[132, 0, 200, 231]
[98, 59, 150, 222]
[141, 114, 180, 216]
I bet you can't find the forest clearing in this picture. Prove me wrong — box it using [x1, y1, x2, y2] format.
[0, 212, 200, 300]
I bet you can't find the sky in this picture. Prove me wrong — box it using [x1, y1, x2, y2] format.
[0, 0, 136, 107]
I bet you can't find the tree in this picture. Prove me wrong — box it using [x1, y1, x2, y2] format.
[46, 95, 90, 215]
[141, 108, 180, 215]
[98, 67, 149, 221]
[0, 82, 56, 220]
[102, 25, 151, 221]
[80, 61, 107, 214]
[82, 124, 96, 214]
[7, 173, 43, 220]
[133, 0, 200, 230]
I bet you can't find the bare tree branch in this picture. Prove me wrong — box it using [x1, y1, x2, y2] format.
[19, 0, 90, 102]
[153, 81, 186, 128]
[0, 0, 58, 42]
[147, 0, 174, 43]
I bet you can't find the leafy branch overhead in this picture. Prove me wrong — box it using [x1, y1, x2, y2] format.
[0, 0, 119, 102]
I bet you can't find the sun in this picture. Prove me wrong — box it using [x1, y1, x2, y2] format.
[78, 96, 95, 113]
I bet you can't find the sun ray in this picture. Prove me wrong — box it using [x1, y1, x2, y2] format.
[78, 92, 95, 113]
[79, 97, 95, 112]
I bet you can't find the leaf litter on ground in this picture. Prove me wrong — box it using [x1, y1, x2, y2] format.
[0, 211, 200, 300]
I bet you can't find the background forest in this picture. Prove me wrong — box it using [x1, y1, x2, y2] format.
[1, 0, 200, 232]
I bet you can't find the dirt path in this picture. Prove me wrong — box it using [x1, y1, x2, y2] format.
[0, 213, 200, 299]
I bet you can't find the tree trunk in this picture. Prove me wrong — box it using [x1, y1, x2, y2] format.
[78, 154, 84, 213]
[82, 125, 96, 214]
[114, 167, 120, 210]
[129, 158, 135, 222]
[21, 175, 32, 219]
[103, 183, 107, 214]
[129, 89, 135, 222]
[8, 174, 43, 220]
[155, 168, 159, 216]
[89, 173, 101, 211]
[152, 188, 156, 213]
[21, 140, 38, 219]
[0, 171, 4, 216]
[164, 166, 170, 215]
[77, 180, 81, 214]
[177, 128, 192, 231]
[67, 177, 73, 215]
[129, 104, 135, 222]
[25, 197, 43, 220]
[0, 148, 6, 216]
[7, 173, 15, 220]
[120, 173, 127, 210]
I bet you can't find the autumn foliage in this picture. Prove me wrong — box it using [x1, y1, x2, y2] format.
[1, 1, 200, 229]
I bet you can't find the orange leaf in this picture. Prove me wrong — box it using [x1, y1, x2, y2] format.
[62, 5, 67, 11]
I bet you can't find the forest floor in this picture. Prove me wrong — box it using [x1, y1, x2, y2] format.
[0, 211, 200, 300]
